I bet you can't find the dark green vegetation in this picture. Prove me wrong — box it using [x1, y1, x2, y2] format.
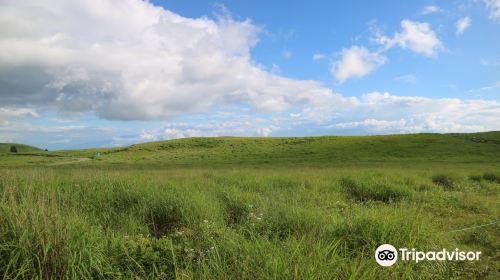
[0, 132, 499, 279]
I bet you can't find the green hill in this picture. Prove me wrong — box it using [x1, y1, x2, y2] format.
[2, 132, 500, 167]
[80, 131, 500, 165]
[0, 143, 43, 153]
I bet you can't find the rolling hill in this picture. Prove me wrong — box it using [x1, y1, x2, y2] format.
[2, 132, 500, 167]
[0, 143, 43, 153]
[82, 131, 500, 165]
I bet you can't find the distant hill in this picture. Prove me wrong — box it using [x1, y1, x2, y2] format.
[61, 131, 500, 165]
[0, 143, 43, 153]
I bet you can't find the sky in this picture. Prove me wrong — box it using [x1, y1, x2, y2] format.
[0, 0, 499, 150]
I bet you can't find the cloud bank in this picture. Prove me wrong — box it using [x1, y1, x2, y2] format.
[0, 0, 349, 121]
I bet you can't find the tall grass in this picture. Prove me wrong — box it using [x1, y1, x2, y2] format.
[0, 166, 498, 279]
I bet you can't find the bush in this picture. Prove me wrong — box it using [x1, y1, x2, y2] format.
[9, 146, 17, 153]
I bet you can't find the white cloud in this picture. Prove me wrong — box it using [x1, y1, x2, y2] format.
[394, 74, 417, 84]
[334, 92, 500, 133]
[283, 50, 292, 59]
[312, 53, 326, 61]
[137, 118, 280, 142]
[0, 108, 39, 118]
[485, 0, 500, 21]
[331, 46, 386, 83]
[333, 19, 442, 82]
[422, 5, 442, 14]
[480, 80, 500, 90]
[376, 20, 443, 57]
[3, 91, 500, 148]
[0, 0, 347, 120]
[333, 119, 407, 131]
[456, 17, 471, 35]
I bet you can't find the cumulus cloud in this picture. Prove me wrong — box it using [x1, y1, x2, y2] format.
[376, 20, 442, 57]
[138, 118, 280, 142]
[0, 107, 39, 127]
[456, 17, 471, 35]
[485, 0, 500, 21]
[331, 46, 386, 83]
[329, 92, 500, 133]
[422, 5, 442, 14]
[333, 19, 441, 82]
[0, 0, 348, 120]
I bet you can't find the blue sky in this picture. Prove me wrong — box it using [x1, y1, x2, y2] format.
[159, 0, 500, 98]
[0, 0, 499, 149]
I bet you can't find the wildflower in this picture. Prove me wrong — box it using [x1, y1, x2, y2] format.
[203, 219, 208, 223]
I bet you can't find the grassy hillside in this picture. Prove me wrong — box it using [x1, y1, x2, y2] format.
[84, 132, 500, 166]
[2, 132, 500, 167]
[0, 143, 43, 153]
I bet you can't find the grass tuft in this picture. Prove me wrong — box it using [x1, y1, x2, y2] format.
[340, 177, 411, 202]
[431, 174, 458, 191]
[482, 172, 500, 183]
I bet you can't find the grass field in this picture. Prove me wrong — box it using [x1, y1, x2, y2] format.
[0, 133, 499, 279]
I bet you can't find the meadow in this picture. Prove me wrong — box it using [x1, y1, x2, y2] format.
[0, 132, 499, 279]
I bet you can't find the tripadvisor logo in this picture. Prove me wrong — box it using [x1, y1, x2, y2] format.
[375, 244, 481, 267]
[375, 244, 398, 266]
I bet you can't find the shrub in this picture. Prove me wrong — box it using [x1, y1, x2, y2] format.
[9, 146, 17, 153]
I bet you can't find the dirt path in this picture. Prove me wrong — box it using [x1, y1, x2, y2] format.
[48, 157, 92, 166]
